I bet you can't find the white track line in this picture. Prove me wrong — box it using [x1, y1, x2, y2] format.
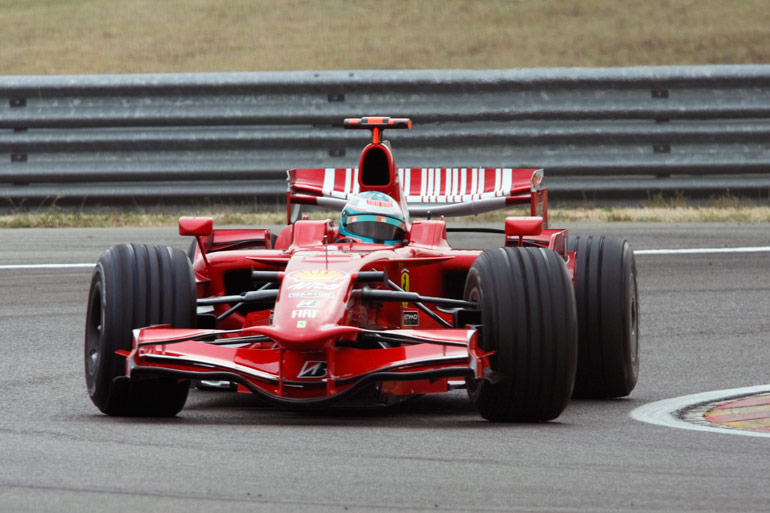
[630, 385, 770, 438]
[635, 246, 770, 255]
[0, 263, 95, 270]
[1, 246, 768, 270]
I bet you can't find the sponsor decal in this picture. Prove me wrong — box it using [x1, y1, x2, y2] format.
[288, 291, 335, 299]
[296, 299, 320, 308]
[292, 309, 318, 319]
[298, 361, 327, 378]
[531, 169, 544, 191]
[289, 269, 347, 282]
[400, 269, 410, 307]
[287, 281, 341, 291]
[296, 320, 307, 328]
[403, 310, 419, 327]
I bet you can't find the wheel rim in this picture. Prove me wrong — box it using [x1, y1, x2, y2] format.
[85, 284, 103, 394]
[629, 274, 639, 366]
[464, 279, 483, 397]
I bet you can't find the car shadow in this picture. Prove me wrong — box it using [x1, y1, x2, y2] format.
[142, 388, 579, 429]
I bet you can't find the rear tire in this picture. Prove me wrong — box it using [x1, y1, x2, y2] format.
[85, 244, 195, 416]
[568, 236, 639, 398]
[464, 247, 578, 422]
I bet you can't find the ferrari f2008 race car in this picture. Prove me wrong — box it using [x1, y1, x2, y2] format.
[85, 117, 639, 422]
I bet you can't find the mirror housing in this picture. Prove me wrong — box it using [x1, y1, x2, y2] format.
[504, 216, 544, 237]
[179, 216, 213, 237]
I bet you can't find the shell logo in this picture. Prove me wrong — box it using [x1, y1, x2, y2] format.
[530, 170, 543, 191]
[289, 269, 347, 281]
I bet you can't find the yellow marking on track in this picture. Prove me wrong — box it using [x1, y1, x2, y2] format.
[705, 404, 770, 418]
[723, 418, 770, 430]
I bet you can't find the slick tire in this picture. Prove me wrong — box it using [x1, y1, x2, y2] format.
[568, 236, 639, 398]
[464, 247, 578, 422]
[85, 244, 196, 416]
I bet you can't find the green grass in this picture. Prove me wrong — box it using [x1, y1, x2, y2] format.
[2, 0, 769, 74]
[4, 201, 770, 228]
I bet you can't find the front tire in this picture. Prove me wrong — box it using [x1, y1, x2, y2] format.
[85, 244, 195, 416]
[464, 247, 578, 422]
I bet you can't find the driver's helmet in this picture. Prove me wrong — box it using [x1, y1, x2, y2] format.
[339, 191, 407, 245]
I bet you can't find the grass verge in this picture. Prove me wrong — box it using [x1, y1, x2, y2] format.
[3, 0, 770, 74]
[3, 202, 770, 228]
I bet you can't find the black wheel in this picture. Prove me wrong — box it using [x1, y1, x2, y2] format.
[568, 236, 639, 398]
[464, 247, 578, 422]
[85, 244, 196, 416]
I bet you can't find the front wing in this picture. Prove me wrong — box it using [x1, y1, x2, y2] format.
[127, 325, 490, 408]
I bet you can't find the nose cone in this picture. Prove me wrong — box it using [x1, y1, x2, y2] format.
[271, 264, 355, 350]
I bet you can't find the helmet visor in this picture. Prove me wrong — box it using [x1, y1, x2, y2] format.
[344, 214, 405, 243]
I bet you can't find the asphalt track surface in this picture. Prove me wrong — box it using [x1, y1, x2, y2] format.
[1, 222, 769, 513]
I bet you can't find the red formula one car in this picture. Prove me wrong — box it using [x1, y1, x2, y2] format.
[85, 117, 639, 422]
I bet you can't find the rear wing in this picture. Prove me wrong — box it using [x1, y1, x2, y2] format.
[287, 167, 548, 226]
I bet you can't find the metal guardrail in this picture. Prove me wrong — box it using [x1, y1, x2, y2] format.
[2, 65, 769, 207]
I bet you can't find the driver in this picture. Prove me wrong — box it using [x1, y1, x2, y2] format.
[338, 191, 407, 245]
